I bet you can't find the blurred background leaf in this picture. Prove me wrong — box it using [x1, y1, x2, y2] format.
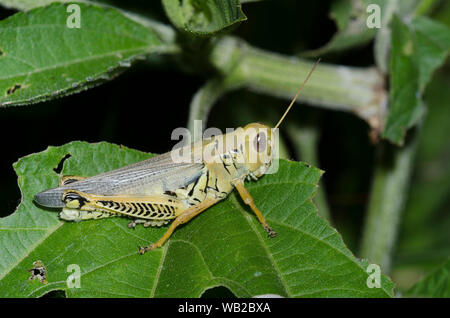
[303, 0, 378, 56]
[0, 0, 92, 11]
[391, 70, 450, 292]
[0, 3, 168, 107]
[161, 0, 246, 36]
[382, 15, 450, 145]
[406, 258, 450, 297]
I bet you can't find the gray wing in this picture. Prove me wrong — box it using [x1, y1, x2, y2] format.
[34, 151, 204, 208]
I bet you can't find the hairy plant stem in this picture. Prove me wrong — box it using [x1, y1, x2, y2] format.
[187, 77, 234, 139]
[360, 131, 419, 273]
[208, 36, 388, 135]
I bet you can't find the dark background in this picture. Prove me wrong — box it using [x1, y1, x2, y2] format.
[1, 0, 448, 296]
[0, 0, 372, 227]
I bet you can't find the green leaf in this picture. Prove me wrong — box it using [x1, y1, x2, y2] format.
[0, 3, 166, 107]
[382, 15, 450, 145]
[304, 0, 378, 56]
[411, 17, 450, 91]
[0, 141, 393, 297]
[0, 0, 92, 11]
[373, 0, 422, 73]
[382, 15, 421, 145]
[406, 258, 450, 297]
[393, 73, 450, 274]
[161, 0, 246, 36]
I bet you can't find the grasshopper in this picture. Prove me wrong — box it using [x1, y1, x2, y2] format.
[34, 61, 319, 254]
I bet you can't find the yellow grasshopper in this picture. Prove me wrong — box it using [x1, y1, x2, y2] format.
[34, 61, 319, 254]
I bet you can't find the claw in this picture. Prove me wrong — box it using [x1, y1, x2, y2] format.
[138, 244, 154, 255]
[264, 225, 277, 238]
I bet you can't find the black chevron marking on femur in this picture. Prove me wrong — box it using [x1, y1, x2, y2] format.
[164, 205, 174, 215]
[95, 199, 177, 218]
[139, 203, 149, 215]
[130, 203, 138, 213]
[98, 200, 123, 211]
[162, 204, 171, 215]
[99, 201, 110, 206]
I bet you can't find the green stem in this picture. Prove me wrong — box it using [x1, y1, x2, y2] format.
[209, 36, 388, 135]
[187, 77, 234, 139]
[360, 131, 419, 273]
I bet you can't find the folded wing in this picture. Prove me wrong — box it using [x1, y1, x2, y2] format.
[34, 151, 204, 208]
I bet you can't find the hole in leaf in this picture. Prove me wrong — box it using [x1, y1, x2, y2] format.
[0, 48, 4, 56]
[201, 286, 236, 298]
[27, 260, 48, 284]
[41, 290, 66, 298]
[53, 154, 72, 174]
[6, 84, 22, 95]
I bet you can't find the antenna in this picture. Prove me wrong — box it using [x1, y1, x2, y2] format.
[274, 58, 321, 129]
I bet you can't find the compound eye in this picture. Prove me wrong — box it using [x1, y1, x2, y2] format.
[253, 132, 267, 153]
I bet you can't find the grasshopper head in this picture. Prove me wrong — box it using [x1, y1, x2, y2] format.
[242, 123, 277, 178]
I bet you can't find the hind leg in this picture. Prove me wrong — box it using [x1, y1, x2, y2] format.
[138, 197, 221, 254]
